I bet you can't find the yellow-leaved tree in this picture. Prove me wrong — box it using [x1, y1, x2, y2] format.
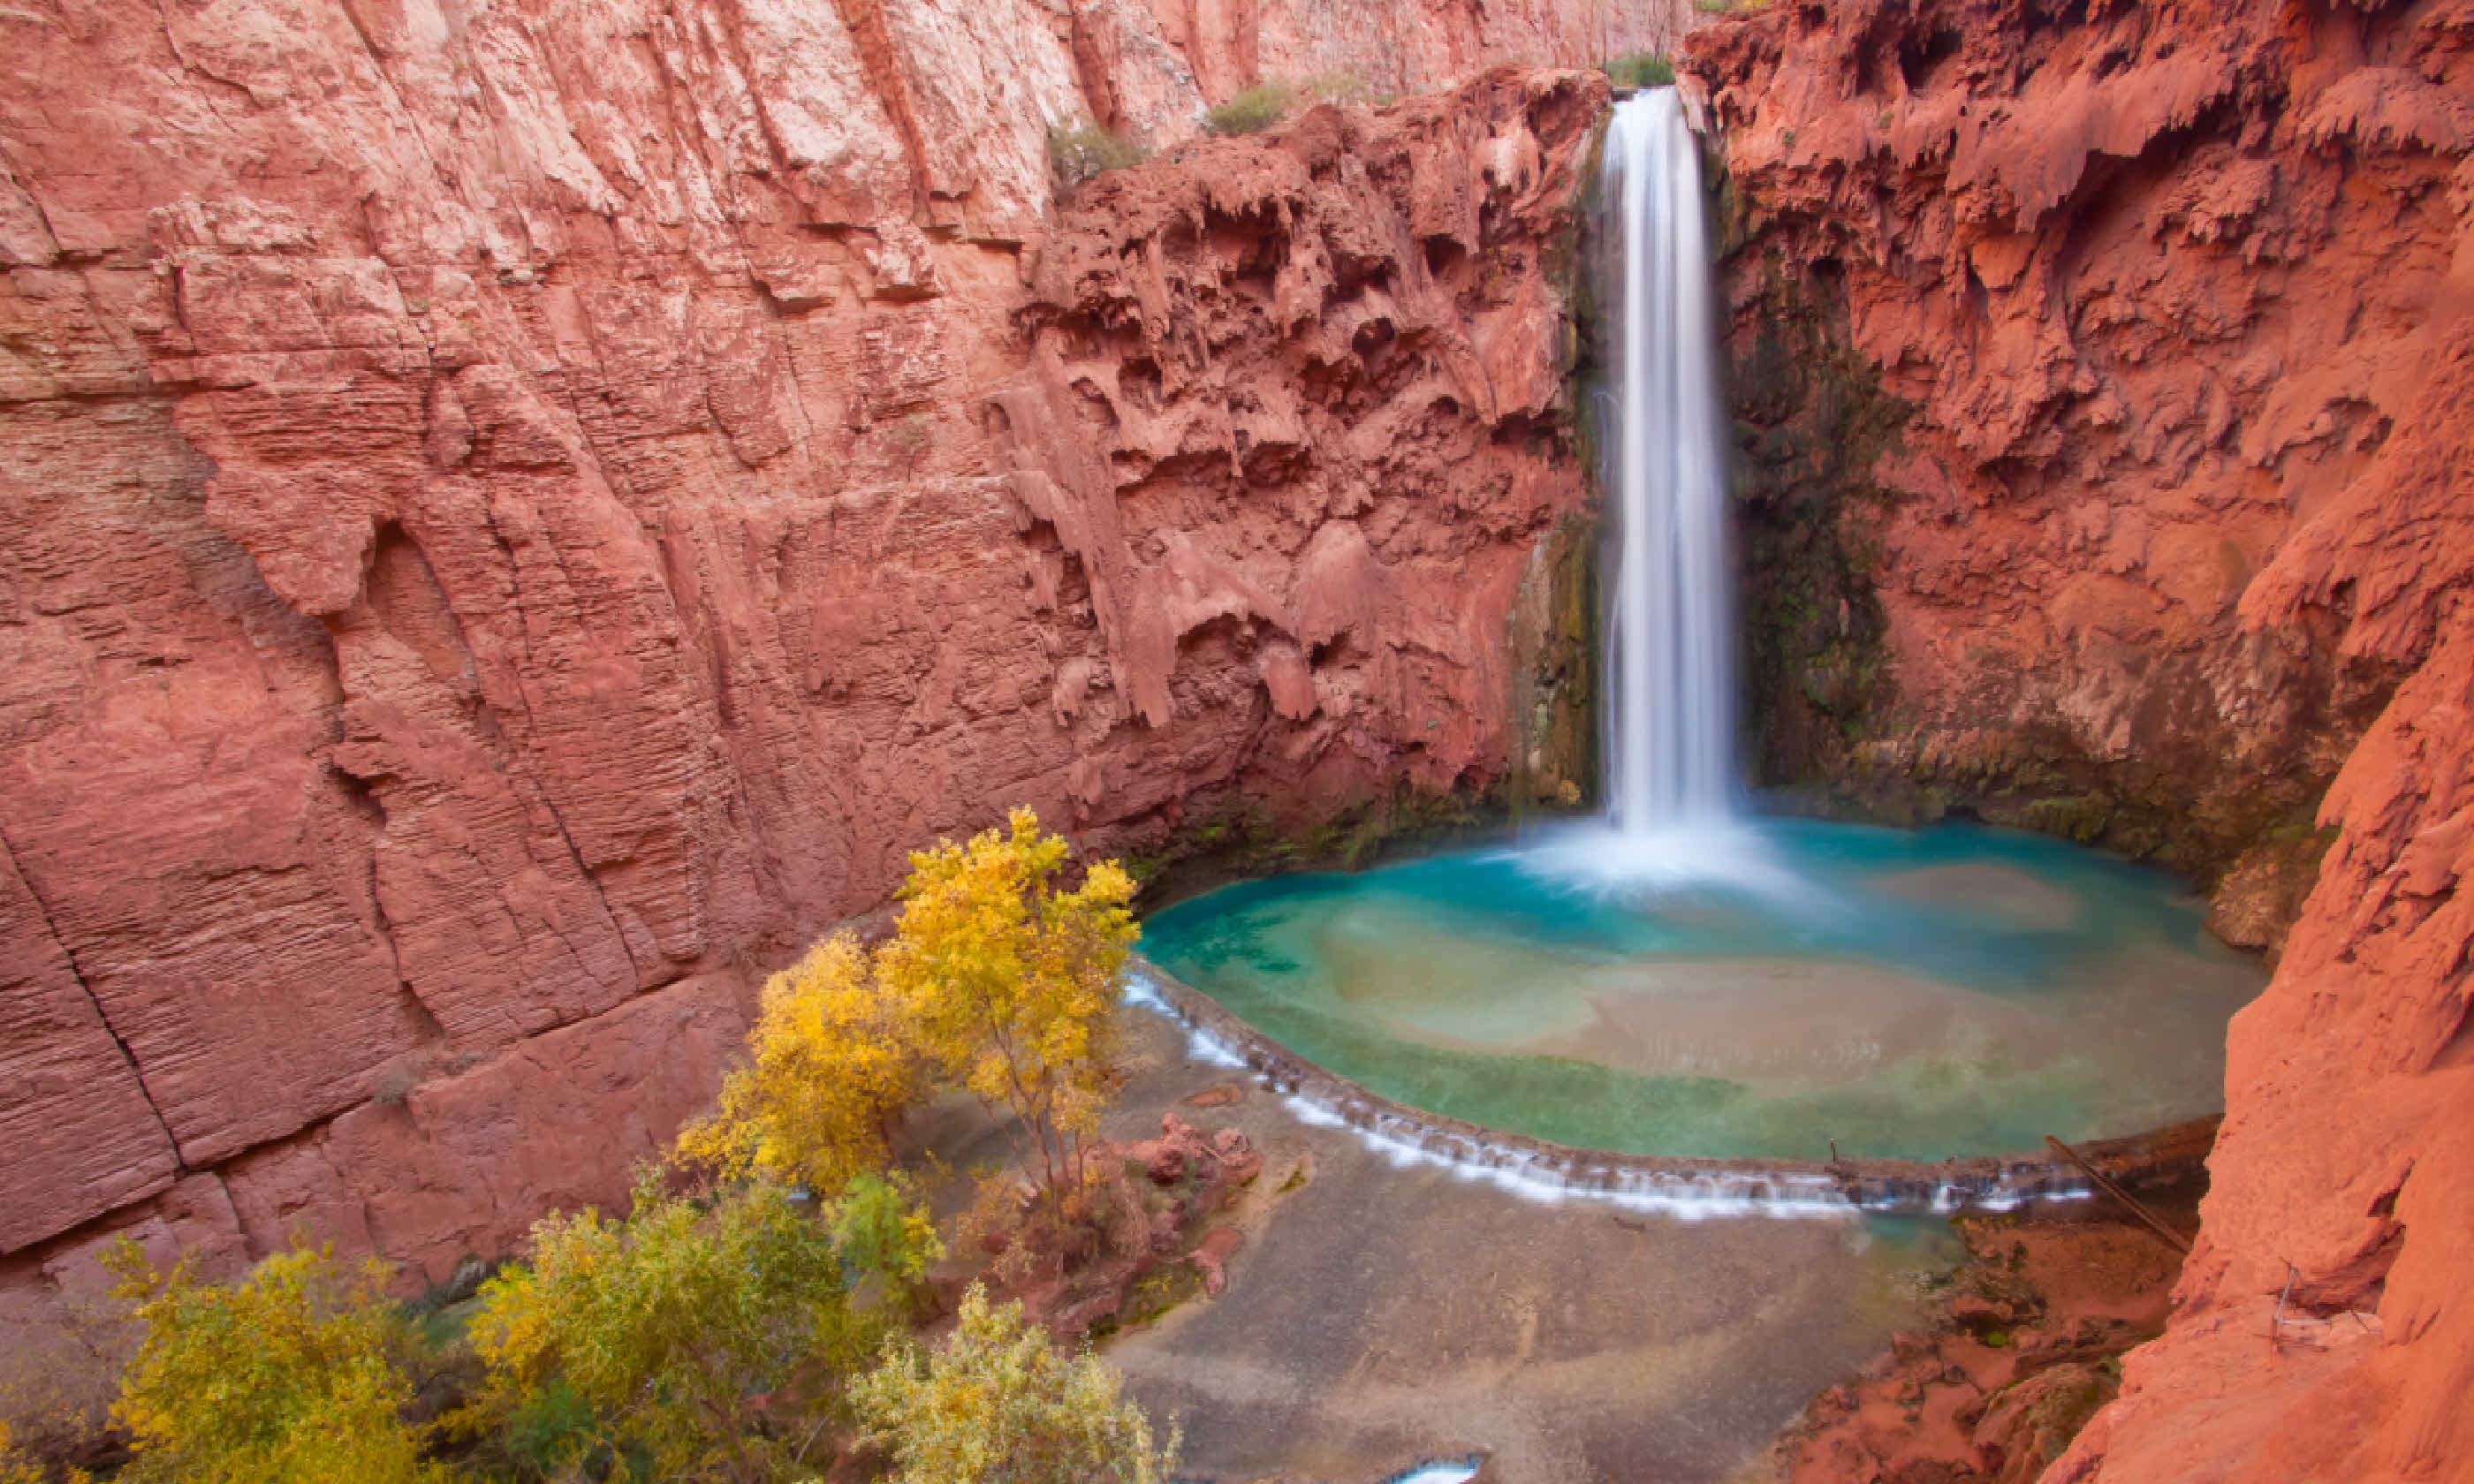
[677, 933, 925, 1195]
[103, 1242, 444, 1484]
[877, 807, 1138, 1208]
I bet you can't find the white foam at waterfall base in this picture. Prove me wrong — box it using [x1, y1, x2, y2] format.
[1510, 817, 1830, 907]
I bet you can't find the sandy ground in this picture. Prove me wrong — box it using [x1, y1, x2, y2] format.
[1074, 1008, 1956, 1484]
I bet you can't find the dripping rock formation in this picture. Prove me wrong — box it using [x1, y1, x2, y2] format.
[0, 0, 1636, 1382]
[1685, 0, 2472, 1477]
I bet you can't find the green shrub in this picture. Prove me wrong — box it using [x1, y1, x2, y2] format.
[828, 1171, 943, 1315]
[1603, 52, 1676, 88]
[1203, 72, 1381, 136]
[1205, 82, 1293, 136]
[1047, 119, 1149, 186]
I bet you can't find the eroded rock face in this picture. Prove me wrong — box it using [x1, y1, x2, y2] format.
[1693, 0, 2468, 877]
[0, 0, 1614, 1385]
[1683, 2, 2473, 1476]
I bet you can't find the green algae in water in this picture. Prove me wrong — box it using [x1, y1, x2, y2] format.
[1141, 819, 2264, 1162]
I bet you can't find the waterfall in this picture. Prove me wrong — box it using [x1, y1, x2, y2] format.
[1600, 88, 1735, 835]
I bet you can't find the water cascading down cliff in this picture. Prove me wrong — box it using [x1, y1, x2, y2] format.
[1600, 89, 1738, 841]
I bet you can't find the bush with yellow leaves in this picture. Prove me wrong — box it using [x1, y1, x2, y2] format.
[853, 1283, 1177, 1484]
[878, 806, 1139, 1215]
[102, 1241, 443, 1484]
[678, 932, 928, 1198]
[461, 1173, 879, 1484]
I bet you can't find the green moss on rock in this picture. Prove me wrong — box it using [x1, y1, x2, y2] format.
[1724, 250, 1910, 790]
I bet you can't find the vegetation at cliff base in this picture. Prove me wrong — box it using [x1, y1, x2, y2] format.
[878, 806, 1139, 1212]
[829, 1171, 945, 1317]
[676, 932, 927, 1196]
[460, 1173, 876, 1482]
[854, 1283, 1179, 1484]
[687, 806, 1137, 1218]
[14, 806, 1174, 1484]
[0, 1422, 61, 1484]
[103, 1242, 444, 1484]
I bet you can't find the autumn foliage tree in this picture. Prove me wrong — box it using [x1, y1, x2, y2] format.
[877, 807, 1139, 1209]
[852, 1283, 1178, 1484]
[677, 933, 926, 1196]
[102, 1242, 443, 1484]
[462, 1173, 877, 1483]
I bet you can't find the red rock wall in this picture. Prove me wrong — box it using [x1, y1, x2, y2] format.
[1130, 0, 1689, 108]
[0, 0, 1623, 1388]
[1683, 2, 2473, 1477]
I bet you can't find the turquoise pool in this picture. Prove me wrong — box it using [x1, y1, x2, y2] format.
[1141, 819, 2263, 1163]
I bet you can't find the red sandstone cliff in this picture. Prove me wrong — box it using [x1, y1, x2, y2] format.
[0, 0, 1628, 1402]
[1684, 2, 2473, 1477]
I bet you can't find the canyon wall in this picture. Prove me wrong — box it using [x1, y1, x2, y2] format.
[1682, 1, 2472, 1477]
[0, 0, 1630, 1406]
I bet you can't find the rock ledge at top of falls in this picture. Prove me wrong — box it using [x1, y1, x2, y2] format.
[0, 18, 1615, 1404]
[1681, 2, 2474, 1479]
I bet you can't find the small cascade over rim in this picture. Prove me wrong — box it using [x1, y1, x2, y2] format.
[1600, 87, 1736, 838]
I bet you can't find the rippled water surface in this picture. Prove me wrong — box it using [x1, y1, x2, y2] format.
[1141, 820, 2264, 1162]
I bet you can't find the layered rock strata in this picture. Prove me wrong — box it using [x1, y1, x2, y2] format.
[0, 0, 1620, 1389]
[1682, 2, 2473, 1477]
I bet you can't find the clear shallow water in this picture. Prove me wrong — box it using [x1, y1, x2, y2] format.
[1141, 819, 2264, 1162]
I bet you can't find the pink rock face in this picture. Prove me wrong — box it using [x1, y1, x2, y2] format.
[0, 842, 178, 1253]
[0, 0, 1614, 1387]
[219, 972, 754, 1290]
[1135, 0, 1690, 110]
[1687, 2, 2472, 1476]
